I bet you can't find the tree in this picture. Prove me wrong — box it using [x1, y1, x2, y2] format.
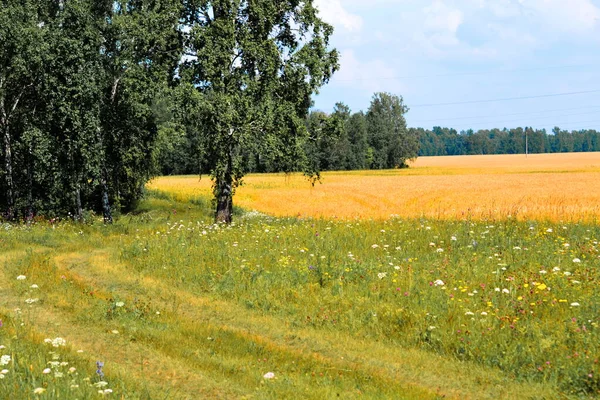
[0, 1, 47, 220]
[366, 92, 417, 169]
[179, 0, 338, 223]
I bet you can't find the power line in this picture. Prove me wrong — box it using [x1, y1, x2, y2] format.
[334, 63, 597, 82]
[410, 89, 600, 108]
[411, 110, 600, 128]
[410, 105, 600, 124]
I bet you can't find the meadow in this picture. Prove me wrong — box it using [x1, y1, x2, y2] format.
[1, 153, 599, 399]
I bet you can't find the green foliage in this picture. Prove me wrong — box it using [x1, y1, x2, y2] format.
[0, 0, 182, 221]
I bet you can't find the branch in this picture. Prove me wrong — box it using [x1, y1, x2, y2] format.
[111, 78, 121, 103]
[11, 84, 32, 115]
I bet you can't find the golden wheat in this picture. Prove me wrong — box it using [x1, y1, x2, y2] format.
[148, 152, 600, 221]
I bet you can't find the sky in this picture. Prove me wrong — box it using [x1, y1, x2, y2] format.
[311, 0, 600, 132]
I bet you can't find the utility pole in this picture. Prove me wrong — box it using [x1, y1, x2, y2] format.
[525, 127, 529, 158]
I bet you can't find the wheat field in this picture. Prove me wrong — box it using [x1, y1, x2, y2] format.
[149, 152, 600, 222]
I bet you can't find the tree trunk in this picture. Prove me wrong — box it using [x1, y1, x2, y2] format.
[74, 185, 83, 222]
[215, 177, 233, 223]
[215, 148, 233, 223]
[101, 168, 113, 224]
[2, 124, 15, 220]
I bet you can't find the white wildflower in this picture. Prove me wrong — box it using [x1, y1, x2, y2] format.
[263, 372, 275, 379]
[16, 275, 26, 281]
[377, 272, 387, 280]
[433, 279, 445, 286]
[571, 302, 580, 307]
[0, 355, 10, 366]
[573, 258, 581, 263]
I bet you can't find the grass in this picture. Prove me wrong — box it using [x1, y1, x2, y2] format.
[148, 152, 600, 222]
[2, 153, 600, 398]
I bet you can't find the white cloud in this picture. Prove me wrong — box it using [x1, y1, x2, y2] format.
[314, 0, 363, 32]
[333, 50, 402, 94]
[423, 1, 464, 34]
[520, 0, 600, 34]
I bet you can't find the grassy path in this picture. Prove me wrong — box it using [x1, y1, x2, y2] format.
[1, 239, 564, 398]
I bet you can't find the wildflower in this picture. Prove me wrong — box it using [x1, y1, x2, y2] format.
[42, 368, 51, 374]
[546, 228, 553, 233]
[539, 270, 547, 274]
[377, 272, 387, 279]
[25, 298, 39, 304]
[513, 246, 521, 250]
[394, 266, 401, 270]
[371, 244, 379, 248]
[571, 302, 580, 307]
[428, 326, 436, 330]
[96, 361, 105, 380]
[1, 369, 7, 374]
[99, 389, 113, 395]
[564, 271, 572, 276]
[0, 355, 10, 366]
[502, 288, 510, 294]
[33, 388, 46, 394]
[552, 267, 561, 272]
[433, 279, 445, 287]
[465, 311, 475, 316]
[115, 302, 125, 308]
[48, 337, 66, 347]
[481, 312, 488, 316]
[16, 275, 26, 280]
[69, 367, 76, 373]
[451, 236, 457, 241]
[263, 372, 275, 379]
[537, 284, 547, 291]
[494, 288, 500, 292]
[94, 381, 109, 388]
[436, 248, 444, 253]
[573, 258, 581, 263]
[30, 284, 39, 289]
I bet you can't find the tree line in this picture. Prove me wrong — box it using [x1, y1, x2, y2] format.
[416, 126, 600, 156]
[156, 92, 418, 175]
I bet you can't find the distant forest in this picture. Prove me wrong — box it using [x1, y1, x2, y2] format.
[416, 126, 600, 157]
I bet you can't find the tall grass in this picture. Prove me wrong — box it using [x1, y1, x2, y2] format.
[1, 190, 599, 398]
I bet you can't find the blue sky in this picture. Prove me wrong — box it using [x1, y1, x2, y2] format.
[312, 0, 600, 132]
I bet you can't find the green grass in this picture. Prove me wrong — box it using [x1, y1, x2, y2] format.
[0, 192, 599, 398]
